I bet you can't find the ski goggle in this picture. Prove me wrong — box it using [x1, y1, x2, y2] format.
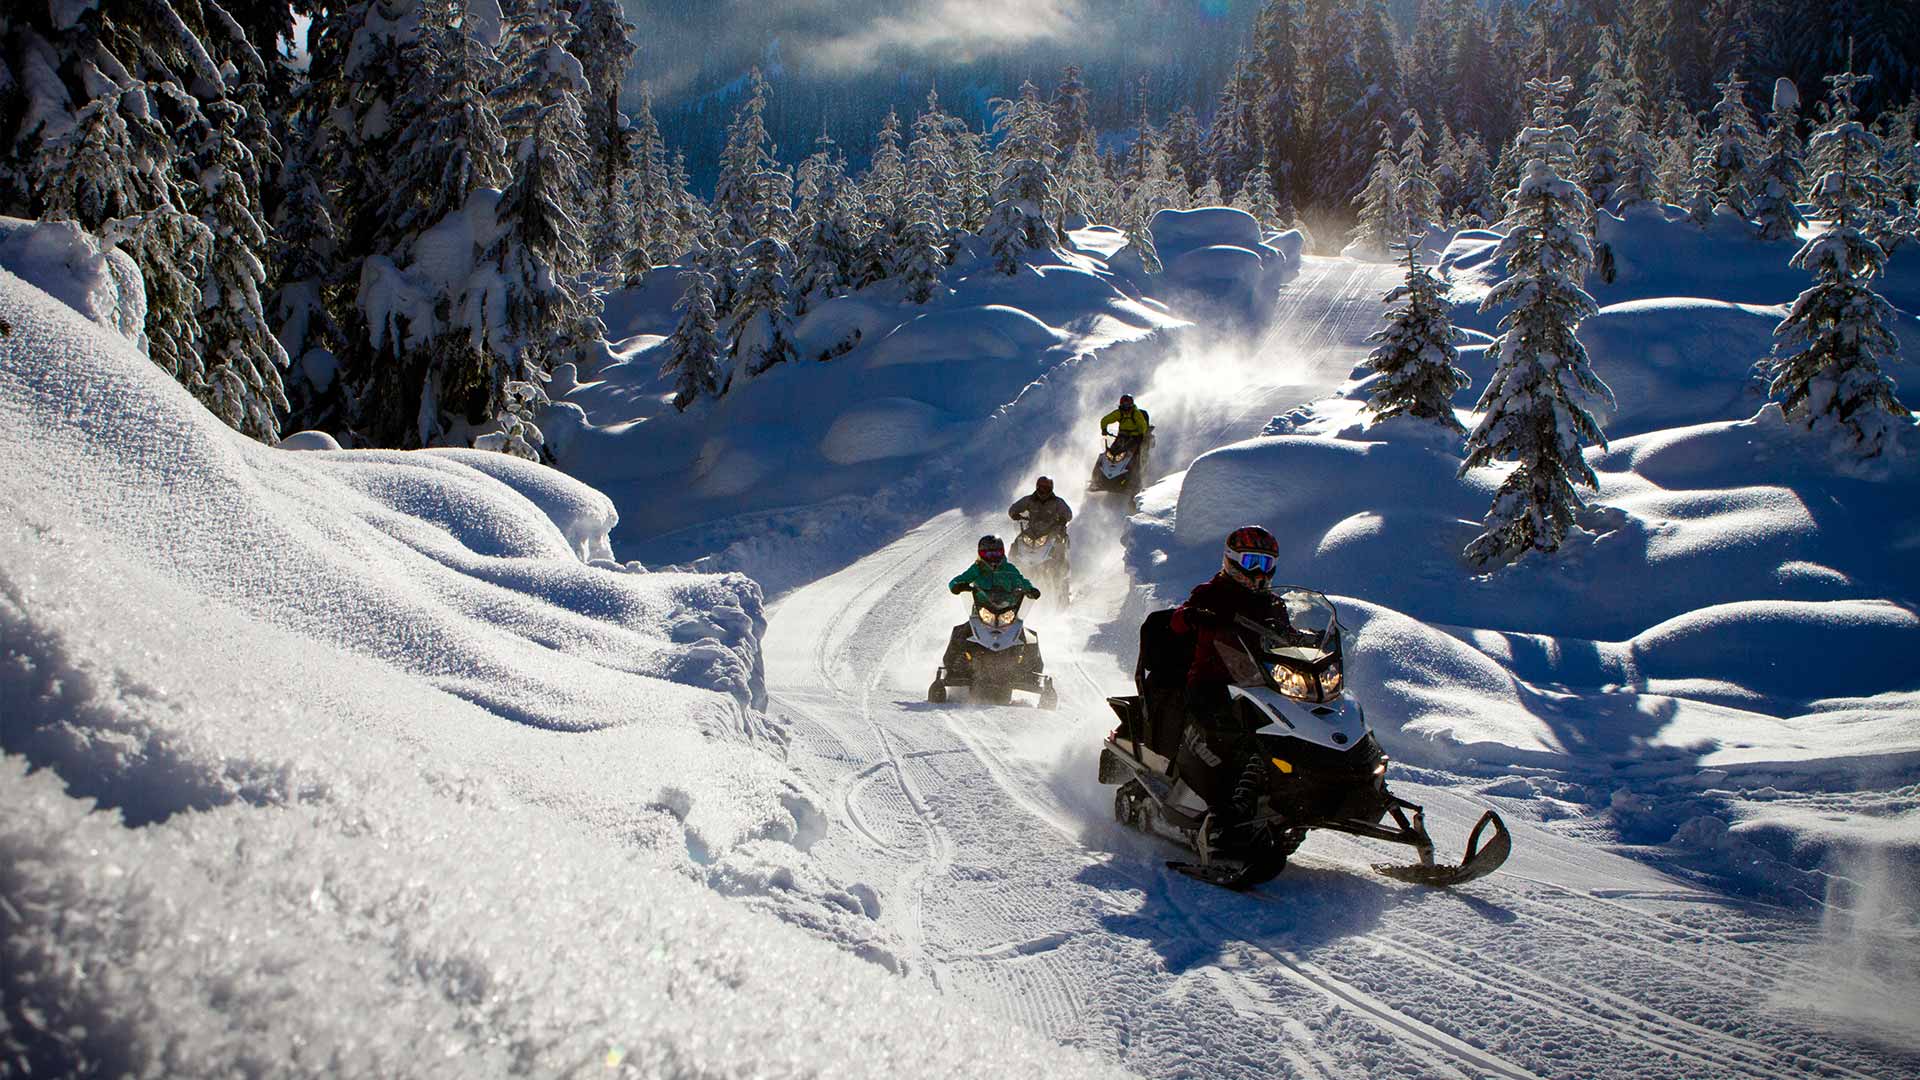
[980, 550, 1004, 564]
[1234, 551, 1276, 574]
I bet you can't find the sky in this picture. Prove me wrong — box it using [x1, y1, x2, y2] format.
[627, 0, 1252, 99]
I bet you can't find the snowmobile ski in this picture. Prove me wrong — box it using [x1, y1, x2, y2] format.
[1371, 808, 1511, 887]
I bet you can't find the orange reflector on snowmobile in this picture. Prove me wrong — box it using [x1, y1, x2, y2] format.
[1271, 758, 1293, 774]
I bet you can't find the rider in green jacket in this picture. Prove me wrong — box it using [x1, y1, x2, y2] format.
[949, 535, 1042, 599]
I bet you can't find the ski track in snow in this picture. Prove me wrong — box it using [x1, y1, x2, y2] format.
[761, 260, 1920, 1079]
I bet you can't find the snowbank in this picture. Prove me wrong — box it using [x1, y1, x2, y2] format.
[0, 216, 145, 345]
[1124, 213, 1920, 894]
[556, 211, 1299, 572]
[0, 268, 1114, 1077]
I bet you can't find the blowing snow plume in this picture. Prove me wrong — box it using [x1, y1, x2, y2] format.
[1798, 846, 1920, 1049]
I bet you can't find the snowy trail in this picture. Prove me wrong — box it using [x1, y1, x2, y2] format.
[759, 260, 1920, 1078]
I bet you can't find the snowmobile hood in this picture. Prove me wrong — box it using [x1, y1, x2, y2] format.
[1230, 685, 1368, 753]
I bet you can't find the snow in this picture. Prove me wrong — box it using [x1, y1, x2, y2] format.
[11, 191, 1920, 1078]
[0, 265, 1116, 1077]
[0, 215, 146, 346]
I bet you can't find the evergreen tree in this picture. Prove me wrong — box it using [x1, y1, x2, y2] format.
[1052, 64, 1090, 164]
[1366, 242, 1470, 434]
[388, 0, 509, 248]
[1348, 125, 1405, 255]
[731, 235, 797, 375]
[1454, 134, 1502, 226]
[474, 379, 545, 459]
[662, 253, 724, 409]
[1397, 111, 1441, 238]
[1751, 77, 1808, 240]
[567, 0, 636, 271]
[1576, 29, 1631, 210]
[195, 95, 290, 442]
[712, 68, 775, 253]
[1612, 100, 1666, 211]
[853, 109, 905, 287]
[1235, 162, 1283, 230]
[984, 81, 1059, 275]
[1162, 106, 1207, 190]
[1458, 74, 1614, 566]
[1763, 66, 1907, 456]
[1703, 69, 1760, 217]
[791, 132, 854, 314]
[1206, 59, 1264, 197]
[1254, 0, 1305, 208]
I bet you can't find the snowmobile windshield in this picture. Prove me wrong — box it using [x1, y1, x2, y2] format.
[1264, 588, 1340, 663]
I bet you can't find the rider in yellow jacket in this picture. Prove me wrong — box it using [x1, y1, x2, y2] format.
[1100, 394, 1152, 438]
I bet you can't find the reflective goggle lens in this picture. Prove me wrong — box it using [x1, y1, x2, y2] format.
[1236, 552, 1276, 573]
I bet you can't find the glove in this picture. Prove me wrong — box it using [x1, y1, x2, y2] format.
[950, 582, 968, 595]
[1027, 587, 1043, 599]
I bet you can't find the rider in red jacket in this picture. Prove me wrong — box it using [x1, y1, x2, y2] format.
[1169, 526, 1287, 832]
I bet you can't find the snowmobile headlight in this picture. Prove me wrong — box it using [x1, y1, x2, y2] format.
[978, 606, 1015, 628]
[1270, 663, 1312, 700]
[1320, 662, 1343, 697]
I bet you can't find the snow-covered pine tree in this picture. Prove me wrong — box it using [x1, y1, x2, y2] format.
[662, 253, 724, 409]
[1751, 77, 1807, 240]
[791, 132, 853, 315]
[984, 81, 1059, 276]
[1431, 119, 1464, 224]
[1162, 106, 1206, 193]
[1762, 66, 1907, 457]
[1365, 242, 1470, 434]
[1052, 65, 1090, 165]
[731, 234, 797, 375]
[386, 0, 509, 248]
[852, 109, 905, 288]
[1206, 59, 1263, 199]
[476, 1, 602, 444]
[270, 107, 345, 431]
[1458, 73, 1614, 566]
[1398, 111, 1441, 239]
[474, 379, 545, 459]
[1656, 102, 1701, 202]
[194, 93, 291, 442]
[1576, 29, 1629, 210]
[1235, 162, 1283, 230]
[1871, 103, 1918, 253]
[908, 90, 955, 239]
[567, 0, 636, 271]
[1348, 124, 1405, 256]
[1404, 0, 1454, 123]
[621, 81, 674, 279]
[713, 71, 775, 246]
[949, 120, 994, 235]
[1611, 100, 1665, 211]
[1254, 0, 1304, 210]
[1454, 134, 1502, 226]
[1702, 69, 1759, 218]
[1058, 132, 1108, 228]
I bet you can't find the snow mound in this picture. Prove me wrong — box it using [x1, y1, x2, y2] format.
[0, 216, 145, 345]
[0, 264, 1118, 1078]
[864, 304, 1061, 368]
[1565, 298, 1780, 436]
[820, 396, 961, 465]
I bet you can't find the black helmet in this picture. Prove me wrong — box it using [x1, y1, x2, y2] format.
[1119, 394, 1136, 410]
[1035, 476, 1054, 496]
[978, 535, 1006, 564]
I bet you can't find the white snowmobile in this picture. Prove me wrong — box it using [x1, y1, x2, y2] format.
[1012, 527, 1070, 605]
[929, 587, 1058, 708]
[1087, 434, 1146, 494]
[1098, 587, 1510, 889]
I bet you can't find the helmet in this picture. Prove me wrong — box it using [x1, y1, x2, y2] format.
[1222, 525, 1279, 588]
[1034, 476, 1054, 496]
[978, 534, 1006, 564]
[1119, 394, 1136, 411]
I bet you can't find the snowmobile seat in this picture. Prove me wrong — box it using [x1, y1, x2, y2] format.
[1135, 608, 1194, 761]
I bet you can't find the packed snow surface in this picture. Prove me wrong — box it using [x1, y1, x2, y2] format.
[8, 204, 1920, 1078]
[0, 265, 1117, 1077]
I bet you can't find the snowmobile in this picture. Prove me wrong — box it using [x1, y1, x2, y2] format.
[1097, 587, 1510, 889]
[1012, 527, 1070, 605]
[1088, 434, 1146, 493]
[929, 587, 1059, 708]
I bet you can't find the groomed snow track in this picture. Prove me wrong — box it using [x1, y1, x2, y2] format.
[759, 260, 1920, 1079]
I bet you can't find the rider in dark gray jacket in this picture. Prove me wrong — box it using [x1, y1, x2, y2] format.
[1009, 477, 1073, 538]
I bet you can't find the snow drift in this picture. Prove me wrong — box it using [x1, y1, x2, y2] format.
[0, 263, 1115, 1077]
